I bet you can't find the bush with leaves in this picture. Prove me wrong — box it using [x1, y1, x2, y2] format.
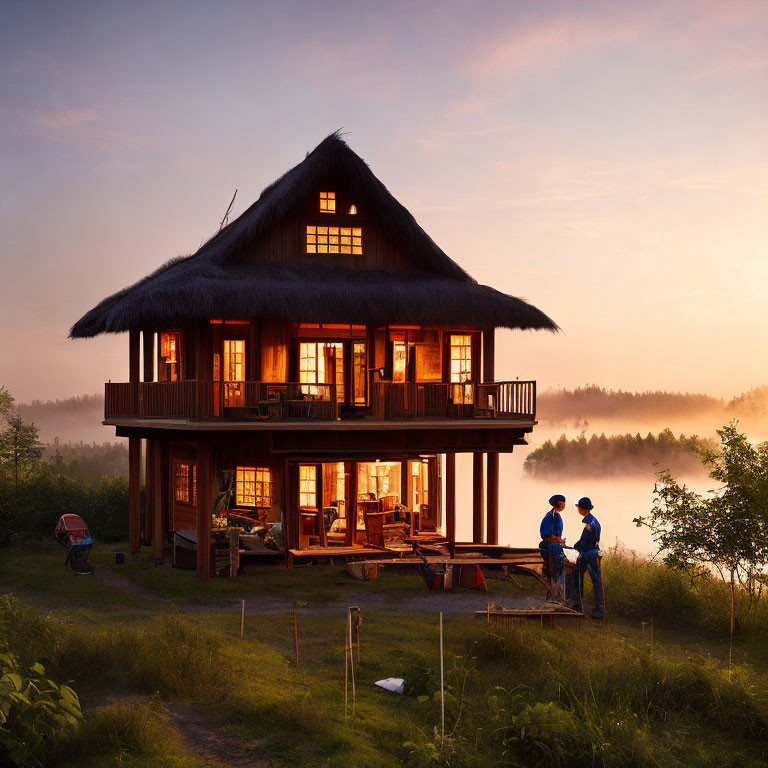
[635, 422, 768, 675]
[0, 653, 81, 767]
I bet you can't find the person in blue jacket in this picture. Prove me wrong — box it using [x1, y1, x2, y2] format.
[539, 494, 566, 586]
[573, 497, 604, 619]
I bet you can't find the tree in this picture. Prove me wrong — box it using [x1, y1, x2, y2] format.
[634, 422, 768, 679]
[0, 386, 13, 424]
[0, 414, 44, 492]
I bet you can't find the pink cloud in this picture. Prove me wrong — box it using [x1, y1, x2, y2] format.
[462, 14, 644, 82]
[8, 107, 157, 151]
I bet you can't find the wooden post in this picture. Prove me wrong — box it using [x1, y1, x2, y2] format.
[445, 453, 456, 543]
[129, 330, 140, 384]
[400, 458, 408, 512]
[152, 440, 164, 563]
[482, 329, 497, 545]
[439, 612, 445, 744]
[228, 527, 240, 578]
[196, 439, 212, 579]
[486, 452, 499, 545]
[729, 570, 735, 683]
[145, 439, 154, 554]
[347, 608, 356, 713]
[294, 608, 300, 664]
[347, 460, 358, 547]
[240, 600, 245, 639]
[472, 453, 484, 543]
[128, 437, 141, 556]
[482, 327, 495, 385]
[142, 331, 154, 382]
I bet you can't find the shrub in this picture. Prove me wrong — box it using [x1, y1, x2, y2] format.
[57, 696, 180, 761]
[0, 472, 127, 546]
[0, 596, 57, 670]
[129, 613, 236, 700]
[0, 653, 81, 767]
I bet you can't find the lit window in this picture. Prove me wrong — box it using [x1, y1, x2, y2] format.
[348, 204, 357, 214]
[222, 339, 245, 407]
[299, 465, 317, 508]
[450, 334, 473, 404]
[236, 466, 272, 507]
[319, 192, 335, 213]
[299, 342, 343, 400]
[159, 331, 181, 382]
[306, 226, 362, 255]
[353, 342, 367, 404]
[174, 461, 197, 505]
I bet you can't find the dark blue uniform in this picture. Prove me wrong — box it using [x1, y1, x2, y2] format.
[539, 509, 565, 583]
[574, 512, 604, 617]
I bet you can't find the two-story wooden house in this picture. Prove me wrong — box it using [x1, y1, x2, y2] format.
[71, 133, 557, 577]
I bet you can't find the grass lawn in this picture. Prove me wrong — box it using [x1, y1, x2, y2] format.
[2, 543, 768, 767]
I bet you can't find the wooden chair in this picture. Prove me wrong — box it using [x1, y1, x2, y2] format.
[420, 503, 437, 532]
[298, 506, 326, 549]
[379, 494, 398, 521]
[359, 501, 384, 548]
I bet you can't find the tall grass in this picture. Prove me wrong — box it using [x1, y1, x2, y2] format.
[603, 546, 768, 637]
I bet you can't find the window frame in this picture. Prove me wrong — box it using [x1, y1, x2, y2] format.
[319, 191, 336, 213]
[173, 460, 197, 505]
[306, 225, 363, 255]
[235, 466, 273, 508]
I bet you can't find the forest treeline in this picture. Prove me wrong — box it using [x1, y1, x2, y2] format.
[16, 393, 107, 443]
[1, 388, 128, 545]
[523, 428, 715, 478]
[43, 441, 128, 483]
[538, 384, 768, 425]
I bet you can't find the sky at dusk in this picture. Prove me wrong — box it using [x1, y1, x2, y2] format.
[1, 0, 767, 402]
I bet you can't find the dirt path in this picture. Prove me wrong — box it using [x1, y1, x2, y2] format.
[94, 569, 166, 602]
[93, 569, 546, 617]
[165, 704, 271, 767]
[81, 692, 270, 767]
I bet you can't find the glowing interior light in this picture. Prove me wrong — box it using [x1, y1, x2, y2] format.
[306, 225, 362, 254]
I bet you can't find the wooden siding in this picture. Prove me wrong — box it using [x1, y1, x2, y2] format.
[237, 179, 417, 272]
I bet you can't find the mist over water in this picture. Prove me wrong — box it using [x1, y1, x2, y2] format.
[453, 418, 724, 557]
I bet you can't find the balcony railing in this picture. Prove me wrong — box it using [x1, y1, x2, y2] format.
[104, 380, 536, 423]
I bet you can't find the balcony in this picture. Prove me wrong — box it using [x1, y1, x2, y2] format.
[104, 380, 536, 424]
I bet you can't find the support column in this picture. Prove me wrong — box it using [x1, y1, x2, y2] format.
[142, 331, 154, 382]
[487, 452, 499, 545]
[129, 330, 140, 384]
[128, 437, 141, 556]
[472, 453, 484, 543]
[445, 453, 456, 543]
[483, 328, 499, 545]
[196, 440, 213, 579]
[151, 440, 164, 563]
[128, 329, 142, 557]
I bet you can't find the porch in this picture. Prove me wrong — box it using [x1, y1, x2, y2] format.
[105, 379, 536, 423]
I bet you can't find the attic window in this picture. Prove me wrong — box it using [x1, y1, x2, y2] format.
[306, 226, 362, 255]
[348, 204, 357, 215]
[319, 192, 335, 213]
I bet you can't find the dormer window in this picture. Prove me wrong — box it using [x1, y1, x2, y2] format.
[348, 204, 357, 215]
[319, 191, 335, 213]
[307, 225, 362, 255]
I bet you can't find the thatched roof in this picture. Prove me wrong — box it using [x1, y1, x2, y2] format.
[71, 133, 557, 338]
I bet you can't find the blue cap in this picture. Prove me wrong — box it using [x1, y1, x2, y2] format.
[576, 497, 594, 511]
[548, 494, 565, 506]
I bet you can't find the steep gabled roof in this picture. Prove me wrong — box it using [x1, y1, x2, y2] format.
[70, 133, 558, 338]
[192, 131, 472, 280]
